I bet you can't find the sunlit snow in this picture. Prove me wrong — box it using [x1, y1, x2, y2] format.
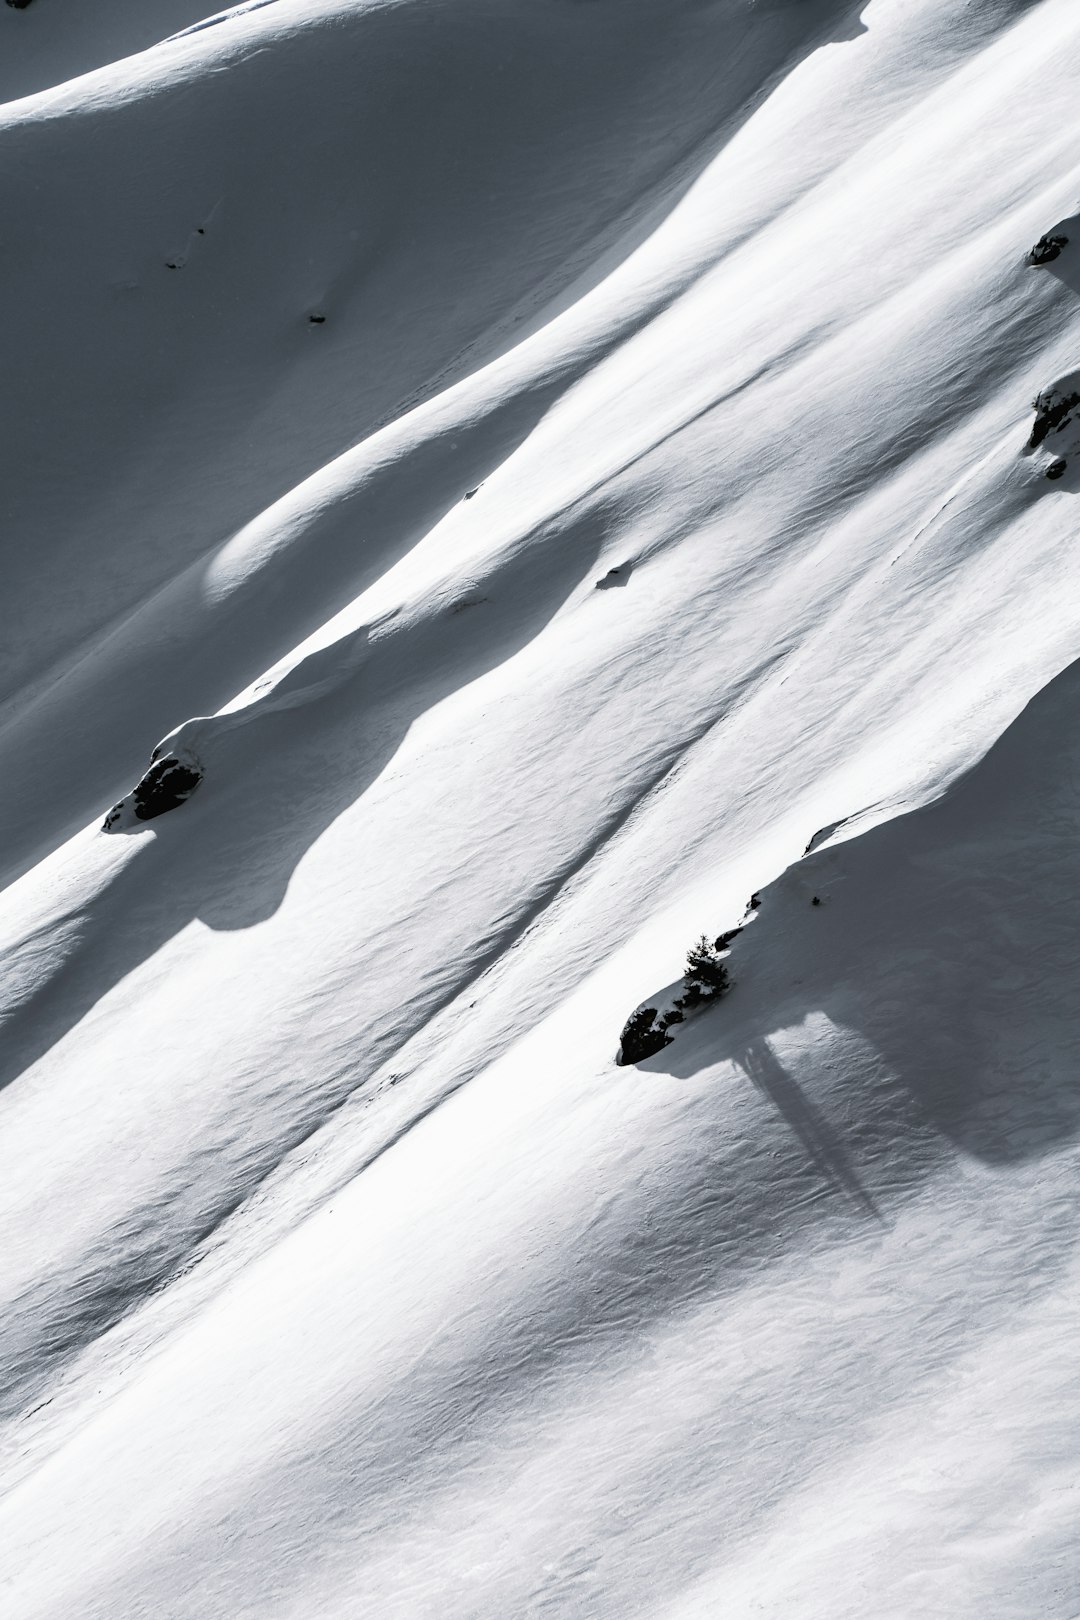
[2, 1, 1080, 1615]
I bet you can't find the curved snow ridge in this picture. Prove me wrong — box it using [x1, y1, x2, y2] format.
[102, 623, 375, 833]
[164, 0, 282, 44]
[0, 0, 224, 108]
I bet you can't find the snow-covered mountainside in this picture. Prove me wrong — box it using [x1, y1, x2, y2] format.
[3, 0, 1080, 1613]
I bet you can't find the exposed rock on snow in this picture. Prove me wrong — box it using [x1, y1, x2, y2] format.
[102, 751, 202, 831]
[1025, 375, 1080, 452]
[1026, 231, 1069, 266]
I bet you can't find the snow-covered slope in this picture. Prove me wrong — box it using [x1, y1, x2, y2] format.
[0, 0, 221, 103]
[3, 1, 1080, 1614]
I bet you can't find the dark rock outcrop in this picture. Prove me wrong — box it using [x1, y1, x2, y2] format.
[1027, 233, 1069, 267]
[102, 753, 202, 831]
[1027, 388, 1080, 451]
[131, 755, 202, 819]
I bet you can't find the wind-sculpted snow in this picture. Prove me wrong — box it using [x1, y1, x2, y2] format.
[4, 1, 1080, 1616]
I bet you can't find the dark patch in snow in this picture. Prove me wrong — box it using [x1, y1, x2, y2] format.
[132, 756, 202, 820]
[617, 913, 759, 1066]
[1046, 458, 1068, 482]
[103, 754, 202, 832]
[595, 562, 633, 589]
[739, 1042, 884, 1223]
[1027, 233, 1069, 267]
[1027, 387, 1080, 451]
[5, 0, 34, 9]
[463, 485, 482, 499]
[616, 1008, 671, 1066]
[308, 313, 326, 325]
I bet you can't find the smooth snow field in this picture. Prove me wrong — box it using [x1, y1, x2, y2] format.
[4, 0, 1080, 1614]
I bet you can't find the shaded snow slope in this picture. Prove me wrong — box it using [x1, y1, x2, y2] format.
[0, 0, 864, 883]
[0, 0, 220, 104]
[4, 0, 1080, 1615]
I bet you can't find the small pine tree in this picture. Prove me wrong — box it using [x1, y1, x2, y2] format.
[683, 934, 730, 997]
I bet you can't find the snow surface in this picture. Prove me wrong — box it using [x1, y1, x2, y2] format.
[3, 0, 1080, 1614]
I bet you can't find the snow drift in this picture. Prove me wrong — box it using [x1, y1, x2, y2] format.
[3, 0, 1080, 1615]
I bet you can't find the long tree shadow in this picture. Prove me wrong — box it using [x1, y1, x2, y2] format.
[739, 1037, 884, 1222]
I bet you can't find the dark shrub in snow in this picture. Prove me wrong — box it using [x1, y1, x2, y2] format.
[617, 1007, 671, 1065]
[617, 921, 743, 1066]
